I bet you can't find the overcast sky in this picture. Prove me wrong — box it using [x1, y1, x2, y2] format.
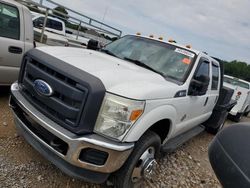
[40, 0, 250, 63]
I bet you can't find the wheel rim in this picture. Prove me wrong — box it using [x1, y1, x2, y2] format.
[131, 146, 157, 183]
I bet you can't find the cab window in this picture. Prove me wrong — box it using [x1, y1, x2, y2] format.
[0, 2, 20, 40]
[47, 19, 63, 31]
[212, 63, 219, 90]
[33, 17, 44, 28]
[194, 59, 210, 80]
[33, 17, 63, 31]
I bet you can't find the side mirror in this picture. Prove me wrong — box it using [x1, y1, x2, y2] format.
[87, 39, 99, 50]
[209, 124, 250, 187]
[188, 75, 210, 96]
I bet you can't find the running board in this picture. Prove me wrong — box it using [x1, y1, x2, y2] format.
[161, 125, 205, 153]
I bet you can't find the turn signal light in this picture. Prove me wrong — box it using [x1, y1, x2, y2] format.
[130, 110, 143, 121]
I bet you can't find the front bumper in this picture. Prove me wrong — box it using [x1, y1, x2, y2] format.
[10, 83, 134, 183]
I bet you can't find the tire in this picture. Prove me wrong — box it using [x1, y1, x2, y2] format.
[111, 131, 161, 188]
[234, 113, 243, 122]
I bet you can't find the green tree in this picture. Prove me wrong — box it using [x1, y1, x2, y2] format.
[52, 6, 69, 21]
[224, 60, 250, 82]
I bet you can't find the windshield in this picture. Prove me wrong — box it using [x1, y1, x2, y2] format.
[224, 77, 250, 89]
[102, 35, 196, 82]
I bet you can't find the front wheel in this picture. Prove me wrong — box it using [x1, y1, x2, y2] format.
[112, 131, 161, 188]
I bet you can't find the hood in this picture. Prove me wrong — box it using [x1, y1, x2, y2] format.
[37, 47, 180, 100]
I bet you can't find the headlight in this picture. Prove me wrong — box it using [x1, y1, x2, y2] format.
[94, 93, 145, 140]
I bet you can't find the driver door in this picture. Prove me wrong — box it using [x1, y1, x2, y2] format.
[189, 58, 212, 124]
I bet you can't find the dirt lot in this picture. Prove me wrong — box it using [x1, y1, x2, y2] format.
[0, 86, 249, 188]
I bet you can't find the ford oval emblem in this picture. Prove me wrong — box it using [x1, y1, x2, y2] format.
[33, 79, 53, 96]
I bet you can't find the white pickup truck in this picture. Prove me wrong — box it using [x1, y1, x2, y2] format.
[0, 0, 33, 85]
[32, 13, 90, 47]
[10, 34, 236, 187]
[224, 75, 250, 121]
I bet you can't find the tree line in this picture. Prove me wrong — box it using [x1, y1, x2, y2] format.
[222, 60, 250, 82]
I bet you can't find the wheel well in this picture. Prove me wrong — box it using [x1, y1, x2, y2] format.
[149, 119, 171, 143]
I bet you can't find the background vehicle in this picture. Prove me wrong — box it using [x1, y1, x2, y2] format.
[10, 35, 236, 187]
[32, 13, 90, 47]
[224, 75, 250, 121]
[209, 123, 250, 188]
[0, 0, 33, 85]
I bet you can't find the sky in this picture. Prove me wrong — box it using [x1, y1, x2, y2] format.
[38, 0, 250, 64]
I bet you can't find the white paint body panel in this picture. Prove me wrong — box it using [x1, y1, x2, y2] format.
[0, 0, 33, 85]
[37, 46, 220, 142]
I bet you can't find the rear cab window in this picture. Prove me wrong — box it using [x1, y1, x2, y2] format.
[47, 19, 63, 31]
[33, 17, 63, 31]
[211, 62, 220, 90]
[0, 2, 20, 40]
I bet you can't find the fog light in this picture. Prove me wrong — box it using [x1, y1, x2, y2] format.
[79, 148, 108, 166]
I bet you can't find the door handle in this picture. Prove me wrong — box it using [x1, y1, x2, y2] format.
[8, 46, 23, 54]
[204, 97, 209, 106]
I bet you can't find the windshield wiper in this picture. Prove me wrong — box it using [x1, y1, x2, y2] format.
[123, 57, 166, 78]
[100, 49, 117, 57]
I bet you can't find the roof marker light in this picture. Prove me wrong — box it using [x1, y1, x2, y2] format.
[168, 39, 176, 43]
[136, 32, 141, 36]
[186, 45, 192, 49]
[158, 37, 163, 40]
[149, 34, 154, 38]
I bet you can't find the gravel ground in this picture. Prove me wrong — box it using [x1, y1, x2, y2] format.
[1, 86, 249, 188]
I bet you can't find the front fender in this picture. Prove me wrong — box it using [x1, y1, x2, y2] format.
[123, 105, 177, 142]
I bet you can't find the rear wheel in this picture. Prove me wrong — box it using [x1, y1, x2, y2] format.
[112, 131, 161, 188]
